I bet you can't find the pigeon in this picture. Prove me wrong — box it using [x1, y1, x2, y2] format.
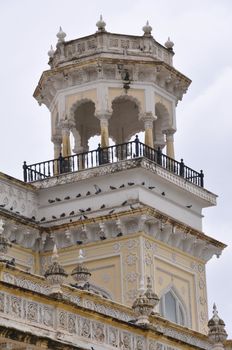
[31, 216, 36, 220]
[186, 205, 192, 208]
[55, 198, 61, 202]
[86, 191, 91, 196]
[69, 211, 75, 216]
[76, 193, 81, 198]
[15, 211, 20, 214]
[82, 214, 88, 220]
[100, 235, 106, 240]
[100, 204, 106, 209]
[148, 186, 155, 190]
[10, 207, 13, 211]
[48, 199, 55, 203]
[108, 209, 115, 214]
[40, 217, 46, 222]
[110, 186, 116, 190]
[119, 184, 125, 188]
[52, 215, 57, 219]
[128, 182, 135, 186]
[76, 240, 83, 245]
[64, 196, 70, 200]
[85, 208, 91, 212]
[79, 209, 85, 213]
[141, 182, 145, 186]
[117, 232, 123, 237]
[122, 200, 127, 206]
[60, 213, 66, 218]
[0, 204, 6, 208]
[130, 205, 135, 210]
[94, 184, 102, 194]
[161, 192, 165, 196]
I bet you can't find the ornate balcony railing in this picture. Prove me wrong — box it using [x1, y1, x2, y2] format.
[23, 136, 204, 187]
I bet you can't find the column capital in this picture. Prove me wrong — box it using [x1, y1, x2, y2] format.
[59, 118, 75, 132]
[163, 128, 176, 136]
[140, 112, 156, 129]
[95, 111, 111, 121]
[51, 135, 62, 144]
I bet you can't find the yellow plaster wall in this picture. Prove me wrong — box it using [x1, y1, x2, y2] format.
[66, 89, 97, 113]
[155, 93, 173, 124]
[108, 88, 145, 113]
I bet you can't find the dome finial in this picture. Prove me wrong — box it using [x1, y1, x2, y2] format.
[208, 303, 228, 346]
[48, 45, 55, 58]
[56, 26, 66, 43]
[142, 20, 152, 37]
[96, 15, 106, 32]
[165, 37, 174, 51]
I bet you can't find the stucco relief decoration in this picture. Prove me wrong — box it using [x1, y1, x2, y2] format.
[81, 319, 91, 338]
[0, 293, 4, 312]
[58, 311, 67, 329]
[126, 271, 138, 283]
[43, 306, 53, 327]
[68, 314, 76, 334]
[136, 337, 145, 350]
[93, 322, 105, 343]
[11, 296, 21, 318]
[109, 327, 118, 347]
[27, 302, 38, 322]
[120, 332, 132, 350]
[126, 254, 137, 266]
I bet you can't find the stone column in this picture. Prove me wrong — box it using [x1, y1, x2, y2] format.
[140, 113, 156, 148]
[60, 119, 75, 157]
[165, 130, 175, 159]
[96, 113, 111, 148]
[52, 136, 62, 175]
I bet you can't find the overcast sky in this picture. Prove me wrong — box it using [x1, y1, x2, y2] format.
[0, 0, 232, 337]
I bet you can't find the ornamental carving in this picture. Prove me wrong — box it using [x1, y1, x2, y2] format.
[120, 332, 132, 350]
[11, 296, 21, 318]
[68, 314, 76, 334]
[58, 311, 67, 329]
[126, 254, 137, 266]
[109, 327, 118, 347]
[136, 337, 144, 350]
[81, 319, 91, 338]
[27, 302, 38, 322]
[43, 306, 53, 327]
[0, 293, 4, 312]
[93, 322, 105, 343]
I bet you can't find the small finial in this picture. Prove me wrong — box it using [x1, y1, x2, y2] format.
[165, 37, 174, 50]
[56, 26, 66, 43]
[48, 45, 55, 58]
[96, 15, 106, 32]
[142, 20, 152, 37]
[51, 244, 58, 263]
[208, 303, 228, 345]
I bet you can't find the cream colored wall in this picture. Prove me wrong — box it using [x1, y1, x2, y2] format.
[108, 87, 145, 113]
[39, 231, 208, 334]
[66, 89, 97, 113]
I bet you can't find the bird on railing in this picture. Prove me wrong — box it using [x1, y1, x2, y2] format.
[117, 232, 123, 237]
[110, 185, 117, 190]
[64, 196, 70, 200]
[85, 208, 91, 212]
[130, 205, 135, 210]
[141, 182, 145, 186]
[100, 204, 106, 209]
[76, 193, 81, 198]
[86, 191, 91, 196]
[119, 184, 125, 188]
[94, 184, 101, 194]
[0, 204, 6, 208]
[108, 209, 115, 214]
[186, 205, 192, 208]
[48, 199, 55, 203]
[55, 198, 61, 202]
[128, 182, 135, 186]
[40, 217, 46, 222]
[52, 215, 57, 219]
[79, 209, 85, 213]
[148, 186, 155, 190]
[31, 216, 36, 220]
[76, 240, 83, 245]
[161, 192, 165, 196]
[122, 200, 127, 206]
[69, 211, 75, 215]
[60, 213, 66, 218]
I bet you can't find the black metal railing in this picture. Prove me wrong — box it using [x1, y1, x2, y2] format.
[23, 136, 204, 187]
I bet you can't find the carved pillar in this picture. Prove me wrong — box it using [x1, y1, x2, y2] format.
[96, 113, 111, 148]
[60, 119, 75, 157]
[165, 130, 175, 159]
[140, 113, 156, 148]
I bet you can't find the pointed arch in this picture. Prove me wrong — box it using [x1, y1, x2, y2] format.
[159, 285, 190, 327]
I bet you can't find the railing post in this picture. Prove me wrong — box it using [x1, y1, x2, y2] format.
[200, 170, 204, 187]
[157, 147, 162, 166]
[97, 144, 103, 165]
[58, 153, 63, 174]
[134, 135, 139, 157]
[23, 161, 27, 182]
[180, 159, 185, 177]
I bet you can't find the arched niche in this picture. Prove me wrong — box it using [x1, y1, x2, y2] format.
[70, 99, 99, 152]
[109, 95, 143, 144]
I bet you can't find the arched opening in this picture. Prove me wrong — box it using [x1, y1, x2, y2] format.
[159, 288, 188, 327]
[110, 96, 143, 144]
[73, 100, 99, 152]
